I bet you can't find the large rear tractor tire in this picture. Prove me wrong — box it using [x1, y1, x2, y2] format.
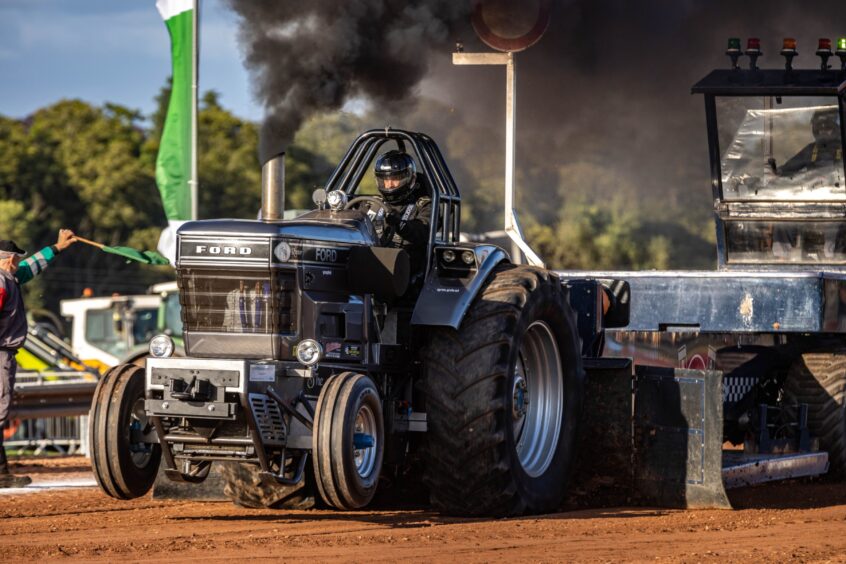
[221, 462, 316, 509]
[312, 372, 385, 509]
[422, 264, 584, 516]
[89, 364, 161, 499]
[784, 350, 846, 477]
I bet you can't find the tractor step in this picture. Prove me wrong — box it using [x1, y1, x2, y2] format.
[722, 451, 829, 489]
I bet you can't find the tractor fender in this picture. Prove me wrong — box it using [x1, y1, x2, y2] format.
[411, 244, 509, 329]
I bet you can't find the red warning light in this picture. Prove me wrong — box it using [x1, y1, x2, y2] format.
[782, 37, 797, 51]
[745, 37, 762, 70]
[816, 38, 834, 70]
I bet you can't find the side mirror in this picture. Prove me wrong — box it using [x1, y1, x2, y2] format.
[312, 188, 327, 209]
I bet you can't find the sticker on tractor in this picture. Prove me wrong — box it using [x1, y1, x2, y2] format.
[325, 342, 342, 358]
[249, 364, 276, 382]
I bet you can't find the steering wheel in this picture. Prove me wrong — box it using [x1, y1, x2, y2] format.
[344, 195, 387, 214]
[345, 196, 391, 242]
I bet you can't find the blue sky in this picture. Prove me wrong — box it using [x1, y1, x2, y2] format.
[0, 0, 261, 121]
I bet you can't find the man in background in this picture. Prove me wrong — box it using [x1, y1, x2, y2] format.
[0, 230, 77, 487]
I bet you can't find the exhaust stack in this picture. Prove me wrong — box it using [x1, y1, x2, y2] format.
[261, 152, 285, 221]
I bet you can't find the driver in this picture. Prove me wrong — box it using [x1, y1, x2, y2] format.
[777, 108, 842, 175]
[373, 150, 432, 281]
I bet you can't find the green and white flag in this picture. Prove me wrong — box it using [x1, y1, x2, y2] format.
[156, 0, 196, 263]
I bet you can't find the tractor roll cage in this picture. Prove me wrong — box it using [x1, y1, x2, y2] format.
[324, 129, 462, 274]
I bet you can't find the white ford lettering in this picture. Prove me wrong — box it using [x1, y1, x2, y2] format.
[316, 248, 338, 262]
[193, 244, 253, 256]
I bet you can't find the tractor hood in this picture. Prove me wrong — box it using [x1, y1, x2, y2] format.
[176, 211, 379, 267]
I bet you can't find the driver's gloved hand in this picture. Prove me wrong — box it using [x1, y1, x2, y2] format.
[385, 211, 401, 227]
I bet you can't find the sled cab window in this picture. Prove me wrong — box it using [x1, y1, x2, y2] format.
[718, 98, 845, 201]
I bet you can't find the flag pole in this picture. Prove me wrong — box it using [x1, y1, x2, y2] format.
[190, 0, 199, 220]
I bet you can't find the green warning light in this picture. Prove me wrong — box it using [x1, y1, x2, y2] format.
[727, 37, 741, 50]
[838, 37, 846, 51]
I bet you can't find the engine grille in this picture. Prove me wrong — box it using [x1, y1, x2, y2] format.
[177, 268, 296, 335]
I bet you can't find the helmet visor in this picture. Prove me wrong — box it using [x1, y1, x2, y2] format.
[375, 169, 413, 193]
[812, 110, 839, 141]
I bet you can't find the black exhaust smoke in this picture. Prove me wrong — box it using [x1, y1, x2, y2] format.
[231, 0, 846, 239]
[227, 0, 472, 163]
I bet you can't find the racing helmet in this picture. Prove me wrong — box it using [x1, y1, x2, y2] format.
[374, 150, 417, 204]
[811, 108, 839, 142]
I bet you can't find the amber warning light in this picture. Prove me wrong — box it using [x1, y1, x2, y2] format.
[780, 38, 798, 70]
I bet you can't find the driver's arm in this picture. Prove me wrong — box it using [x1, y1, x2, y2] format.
[778, 143, 815, 175]
[394, 199, 432, 247]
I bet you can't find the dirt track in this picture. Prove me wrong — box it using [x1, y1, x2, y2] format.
[2, 457, 846, 562]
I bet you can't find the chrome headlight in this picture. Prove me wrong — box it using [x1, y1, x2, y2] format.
[149, 334, 175, 358]
[295, 339, 323, 366]
[326, 190, 348, 211]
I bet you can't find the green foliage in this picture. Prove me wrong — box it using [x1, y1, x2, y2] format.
[196, 91, 262, 218]
[526, 194, 713, 270]
[0, 200, 30, 246]
[0, 85, 717, 315]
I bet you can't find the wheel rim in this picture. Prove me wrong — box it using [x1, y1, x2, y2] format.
[513, 320, 564, 478]
[128, 398, 154, 468]
[353, 404, 378, 478]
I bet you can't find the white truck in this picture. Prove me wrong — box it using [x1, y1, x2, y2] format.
[61, 293, 162, 369]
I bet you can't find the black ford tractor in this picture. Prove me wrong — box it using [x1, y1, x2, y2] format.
[89, 129, 618, 516]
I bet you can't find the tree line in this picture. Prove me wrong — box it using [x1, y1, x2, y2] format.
[0, 83, 716, 313]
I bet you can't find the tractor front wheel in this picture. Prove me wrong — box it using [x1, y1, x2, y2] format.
[89, 364, 161, 499]
[312, 372, 385, 509]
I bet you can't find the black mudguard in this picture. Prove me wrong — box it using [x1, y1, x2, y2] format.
[410, 245, 508, 329]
